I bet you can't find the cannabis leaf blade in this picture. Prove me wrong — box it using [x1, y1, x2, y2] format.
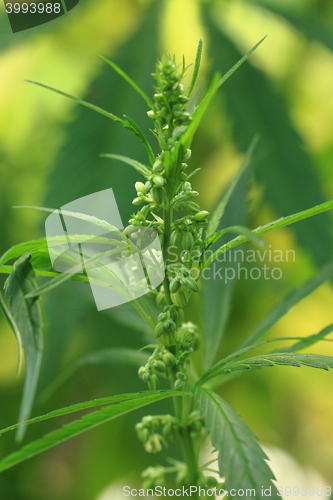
[187, 37, 203, 97]
[4, 255, 43, 442]
[204, 199, 333, 268]
[100, 55, 154, 109]
[0, 390, 181, 437]
[0, 391, 186, 473]
[239, 259, 333, 349]
[100, 153, 151, 178]
[41, 348, 150, 400]
[195, 388, 278, 498]
[206, 136, 259, 238]
[196, 353, 333, 386]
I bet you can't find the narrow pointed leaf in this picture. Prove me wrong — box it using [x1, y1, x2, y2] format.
[0, 292, 23, 374]
[239, 259, 333, 349]
[205, 224, 265, 250]
[25, 80, 127, 125]
[0, 391, 186, 473]
[196, 353, 333, 386]
[278, 323, 333, 353]
[123, 115, 155, 165]
[100, 55, 154, 109]
[180, 38, 266, 151]
[206, 137, 259, 238]
[195, 388, 278, 498]
[100, 153, 151, 178]
[204, 199, 333, 268]
[0, 390, 182, 437]
[4, 255, 43, 442]
[41, 348, 150, 400]
[187, 38, 203, 97]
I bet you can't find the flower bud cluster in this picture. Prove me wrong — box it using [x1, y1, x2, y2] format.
[138, 346, 176, 390]
[135, 415, 179, 453]
[154, 303, 181, 339]
[150, 55, 192, 140]
[173, 322, 200, 389]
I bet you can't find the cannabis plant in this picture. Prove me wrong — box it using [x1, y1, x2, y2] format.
[1, 39, 333, 498]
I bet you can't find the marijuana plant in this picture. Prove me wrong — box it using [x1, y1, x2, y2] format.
[1, 39, 333, 498]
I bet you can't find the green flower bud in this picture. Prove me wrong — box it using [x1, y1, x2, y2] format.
[153, 360, 166, 373]
[124, 225, 137, 238]
[162, 351, 176, 367]
[138, 366, 146, 379]
[147, 110, 156, 119]
[132, 197, 143, 206]
[156, 290, 166, 308]
[184, 149, 192, 161]
[151, 187, 163, 205]
[170, 279, 181, 293]
[171, 288, 189, 308]
[184, 277, 198, 292]
[145, 180, 153, 191]
[187, 201, 200, 213]
[158, 312, 168, 323]
[182, 231, 194, 251]
[174, 378, 184, 390]
[163, 319, 176, 334]
[145, 433, 162, 453]
[170, 230, 181, 246]
[148, 374, 159, 391]
[153, 159, 164, 172]
[135, 181, 146, 195]
[142, 371, 150, 383]
[154, 321, 165, 338]
[193, 210, 209, 221]
[153, 175, 165, 187]
[180, 172, 188, 181]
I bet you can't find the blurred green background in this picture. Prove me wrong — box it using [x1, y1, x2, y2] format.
[1, 0, 333, 498]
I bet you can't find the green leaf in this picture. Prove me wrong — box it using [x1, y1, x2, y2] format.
[25, 80, 127, 125]
[41, 348, 150, 400]
[0, 235, 118, 269]
[202, 145, 249, 370]
[0, 390, 186, 473]
[0, 390, 178, 437]
[187, 38, 203, 97]
[254, 1, 333, 54]
[24, 248, 129, 300]
[123, 115, 155, 165]
[195, 388, 278, 498]
[0, 292, 23, 374]
[180, 38, 266, 152]
[36, 0, 162, 387]
[196, 353, 333, 386]
[100, 55, 154, 109]
[202, 6, 333, 268]
[14, 206, 124, 235]
[239, 258, 333, 349]
[205, 224, 265, 251]
[4, 255, 43, 442]
[100, 153, 152, 178]
[204, 199, 333, 268]
[278, 323, 333, 354]
[206, 137, 259, 238]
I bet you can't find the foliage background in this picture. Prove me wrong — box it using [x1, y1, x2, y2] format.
[0, 0, 333, 498]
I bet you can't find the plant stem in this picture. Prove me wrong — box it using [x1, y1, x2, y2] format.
[162, 206, 172, 305]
